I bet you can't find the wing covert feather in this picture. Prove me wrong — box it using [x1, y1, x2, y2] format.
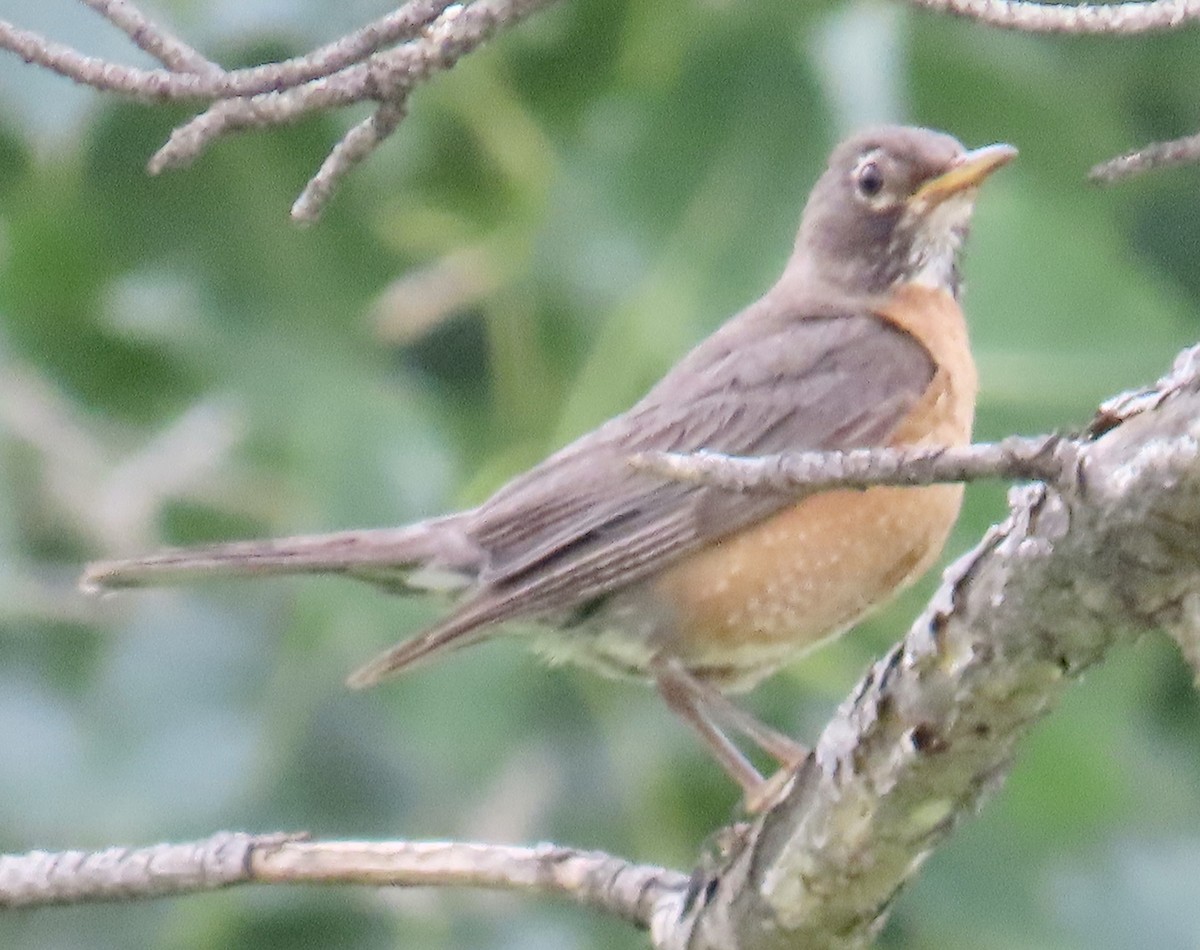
[454, 308, 936, 628]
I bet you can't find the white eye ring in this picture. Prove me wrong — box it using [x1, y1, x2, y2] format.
[854, 159, 885, 199]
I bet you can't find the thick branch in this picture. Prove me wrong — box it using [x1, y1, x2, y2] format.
[657, 344, 1200, 949]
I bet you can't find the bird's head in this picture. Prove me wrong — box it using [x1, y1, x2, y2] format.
[792, 125, 1016, 299]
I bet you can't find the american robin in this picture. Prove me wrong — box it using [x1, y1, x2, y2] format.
[84, 126, 1014, 808]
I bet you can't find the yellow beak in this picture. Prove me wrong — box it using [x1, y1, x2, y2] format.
[910, 143, 1018, 205]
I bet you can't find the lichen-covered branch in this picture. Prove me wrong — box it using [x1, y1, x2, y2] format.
[655, 344, 1200, 949]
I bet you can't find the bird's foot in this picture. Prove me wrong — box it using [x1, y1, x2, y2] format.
[743, 761, 805, 814]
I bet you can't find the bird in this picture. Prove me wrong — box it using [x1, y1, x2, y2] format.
[83, 126, 1015, 810]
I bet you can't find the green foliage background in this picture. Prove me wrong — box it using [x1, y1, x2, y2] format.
[2, 0, 1200, 947]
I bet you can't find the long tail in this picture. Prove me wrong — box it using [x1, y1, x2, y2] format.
[81, 517, 481, 594]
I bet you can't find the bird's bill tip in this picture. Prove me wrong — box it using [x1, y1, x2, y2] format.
[911, 142, 1018, 204]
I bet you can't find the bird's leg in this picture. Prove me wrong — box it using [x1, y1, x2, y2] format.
[653, 658, 809, 811]
[655, 657, 809, 763]
[655, 663, 766, 798]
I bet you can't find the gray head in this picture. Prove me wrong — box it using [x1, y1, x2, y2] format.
[790, 125, 1016, 298]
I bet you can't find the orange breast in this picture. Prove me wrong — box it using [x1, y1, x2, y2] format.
[650, 285, 977, 687]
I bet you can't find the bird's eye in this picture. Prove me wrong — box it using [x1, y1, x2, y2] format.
[855, 161, 885, 198]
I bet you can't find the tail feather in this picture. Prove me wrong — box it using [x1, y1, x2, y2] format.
[345, 614, 492, 689]
[81, 518, 481, 594]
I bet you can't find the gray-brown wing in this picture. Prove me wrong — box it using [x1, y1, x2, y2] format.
[347, 307, 937, 686]
[457, 308, 935, 623]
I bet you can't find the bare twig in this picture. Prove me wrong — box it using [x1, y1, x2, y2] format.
[0, 19, 163, 95]
[144, 68, 376, 173]
[631, 435, 1078, 495]
[146, 0, 555, 212]
[1089, 130, 1200, 182]
[0, 0, 558, 219]
[0, 0, 468, 102]
[227, 0, 458, 93]
[906, 0, 1200, 34]
[80, 0, 218, 74]
[291, 100, 408, 222]
[0, 832, 687, 929]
